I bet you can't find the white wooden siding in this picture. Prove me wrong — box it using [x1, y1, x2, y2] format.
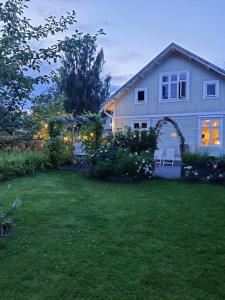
[113, 52, 225, 156]
[113, 115, 225, 156]
[114, 53, 225, 117]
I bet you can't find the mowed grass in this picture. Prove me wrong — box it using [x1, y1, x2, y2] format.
[0, 171, 225, 300]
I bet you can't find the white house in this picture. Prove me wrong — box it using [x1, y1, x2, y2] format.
[102, 43, 225, 158]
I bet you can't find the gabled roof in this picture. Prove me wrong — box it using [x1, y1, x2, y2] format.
[102, 42, 225, 110]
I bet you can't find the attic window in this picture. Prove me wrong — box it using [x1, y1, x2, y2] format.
[135, 88, 147, 104]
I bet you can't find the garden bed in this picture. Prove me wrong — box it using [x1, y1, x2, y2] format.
[182, 152, 225, 183]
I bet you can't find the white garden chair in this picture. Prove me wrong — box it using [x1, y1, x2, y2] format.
[163, 149, 175, 166]
[73, 141, 86, 168]
[154, 149, 163, 165]
[74, 141, 85, 157]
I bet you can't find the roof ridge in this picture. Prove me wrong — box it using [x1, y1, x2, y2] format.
[102, 43, 225, 110]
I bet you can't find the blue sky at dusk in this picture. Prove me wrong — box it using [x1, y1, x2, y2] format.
[25, 0, 225, 91]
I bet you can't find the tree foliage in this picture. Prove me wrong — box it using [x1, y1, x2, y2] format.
[58, 31, 111, 115]
[29, 88, 65, 133]
[0, 0, 76, 132]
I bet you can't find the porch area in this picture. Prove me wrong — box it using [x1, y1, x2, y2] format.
[154, 163, 182, 179]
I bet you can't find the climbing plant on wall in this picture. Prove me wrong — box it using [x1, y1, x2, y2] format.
[154, 117, 185, 155]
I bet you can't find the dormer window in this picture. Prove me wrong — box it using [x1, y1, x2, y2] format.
[160, 71, 189, 102]
[203, 80, 219, 99]
[135, 88, 147, 104]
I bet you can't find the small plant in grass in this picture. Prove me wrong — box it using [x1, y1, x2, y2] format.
[0, 186, 21, 238]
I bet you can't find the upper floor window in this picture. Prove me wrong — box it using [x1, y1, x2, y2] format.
[199, 118, 222, 147]
[203, 80, 219, 99]
[160, 71, 189, 102]
[135, 88, 147, 104]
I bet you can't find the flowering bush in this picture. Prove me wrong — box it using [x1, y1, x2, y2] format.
[88, 144, 154, 179]
[183, 152, 225, 183]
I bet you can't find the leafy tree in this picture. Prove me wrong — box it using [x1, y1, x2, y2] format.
[0, 0, 76, 132]
[58, 31, 111, 116]
[30, 88, 65, 133]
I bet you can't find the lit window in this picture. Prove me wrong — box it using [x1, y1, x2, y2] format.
[132, 120, 149, 131]
[135, 88, 147, 104]
[203, 80, 219, 99]
[200, 118, 222, 147]
[160, 71, 188, 101]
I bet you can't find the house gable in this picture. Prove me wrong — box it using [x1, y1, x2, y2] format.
[102, 43, 225, 113]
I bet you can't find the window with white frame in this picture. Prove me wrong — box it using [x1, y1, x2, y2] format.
[160, 71, 189, 101]
[203, 80, 219, 99]
[135, 88, 147, 104]
[199, 118, 222, 147]
[131, 120, 149, 130]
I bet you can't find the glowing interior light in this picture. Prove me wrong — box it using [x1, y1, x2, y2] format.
[171, 132, 177, 138]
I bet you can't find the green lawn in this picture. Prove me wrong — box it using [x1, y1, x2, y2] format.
[0, 171, 225, 300]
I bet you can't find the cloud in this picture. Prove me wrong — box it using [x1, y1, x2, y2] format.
[111, 74, 133, 86]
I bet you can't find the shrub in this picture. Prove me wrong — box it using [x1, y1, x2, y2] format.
[80, 113, 104, 154]
[46, 137, 73, 168]
[182, 152, 214, 168]
[183, 152, 225, 183]
[106, 127, 158, 154]
[0, 149, 50, 181]
[88, 144, 154, 180]
[47, 120, 74, 167]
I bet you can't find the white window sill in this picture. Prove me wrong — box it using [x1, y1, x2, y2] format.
[159, 98, 189, 103]
[135, 101, 147, 105]
[203, 96, 219, 100]
[199, 145, 223, 149]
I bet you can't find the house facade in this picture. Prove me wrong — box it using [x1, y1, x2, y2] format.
[102, 43, 225, 158]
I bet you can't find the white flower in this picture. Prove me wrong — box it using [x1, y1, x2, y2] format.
[219, 174, 223, 178]
[134, 152, 138, 155]
[206, 176, 210, 180]
[135, 161, 137, 165]
[184, 166, 192, 170]
[105, 149, 107, 152]
[142, 159, 145, 163]
[194, 172, 198, 176]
